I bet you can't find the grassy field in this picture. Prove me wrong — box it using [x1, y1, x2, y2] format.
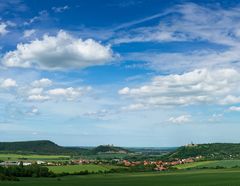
[0, 154, 70, 161]
[1, 169, 240, 186]
[47, 164, 122, 173]
[75, 153, 129, 160]
[175, 160, 240, 169]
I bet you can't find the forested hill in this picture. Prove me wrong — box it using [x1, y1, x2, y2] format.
[166, 143, 240, 160]
[0, 140, 129, 155]
[0, 140, 86, 155]
[92, 145, 129, 154]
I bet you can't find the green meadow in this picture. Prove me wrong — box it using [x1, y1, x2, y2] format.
[174, 160, 240, 169]
[1, 169, 240, 186]
[0, 154, 70, 161]
[47, 164, 122, 173]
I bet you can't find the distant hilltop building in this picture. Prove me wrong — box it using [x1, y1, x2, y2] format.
[185, 142, 198, 147]
[106, 144, 114, 147]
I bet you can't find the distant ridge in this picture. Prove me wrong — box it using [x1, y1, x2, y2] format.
[92, 145, 129, 154]
[0, 140, 86, 155]
[0, 140, 130, 155]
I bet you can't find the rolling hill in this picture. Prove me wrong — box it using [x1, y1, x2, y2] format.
[2, 140, 240, 160]
[0, 140, 130, 155]
[92, 145, 129, 154]
[166, 143, 240, 160]
[0, 140, 87, 155]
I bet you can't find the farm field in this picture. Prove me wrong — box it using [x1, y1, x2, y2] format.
[76, 153, 129, 160]
[0, 154, 70, 161]
[47, 164, 123, 173]
[175, 160, 240, 169]
[1, 169, 240, 186]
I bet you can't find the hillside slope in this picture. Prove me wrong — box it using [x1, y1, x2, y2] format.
[167, 143, 240, 160]
[0, 141, 130, 155]
[0, 140, 86, 155]
[92, 145, 129, 154]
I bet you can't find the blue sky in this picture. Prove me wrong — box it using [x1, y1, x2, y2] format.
[1, 0, 240, 147]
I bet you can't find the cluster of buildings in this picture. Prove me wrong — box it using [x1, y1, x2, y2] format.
[0, 160, 45, 167]
[0, 155, 203, 172]
[72, 159, 95, 164]
[120, 157, 200, 171]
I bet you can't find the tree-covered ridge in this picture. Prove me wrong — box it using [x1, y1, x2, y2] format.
[0, 140, 87, 155]
[0, 140, 60, 152]
[92, 145, 129, 154]
[167, 143, 240, 160]
[0, 141, 129, 155]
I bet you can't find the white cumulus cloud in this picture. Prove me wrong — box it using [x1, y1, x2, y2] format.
[32, 78, 52, 87]
[1, 78, 17, 88]
[48, 86, 91, 101]
[28, 95, 50, 101]
[2, 31, 113, 70]
[119, 68, 240, 108]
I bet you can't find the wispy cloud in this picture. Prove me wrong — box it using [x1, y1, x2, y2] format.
[0, 0, 27, 12]
[229, 106, 240, 112]
[113, 3, 240, 46]
[52, 5, 69, 13]
[168, 115, 191, 124]
[0, 22, 8, 36]
[23, 10, 49, 26]
[23, 29, 36, 38]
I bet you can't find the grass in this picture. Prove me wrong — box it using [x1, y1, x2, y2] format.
[0, 154, 70, 161]
[47, 164, 122, 173]
[75, 153, 129, 160]
[175, 160, 240, 169]
[2, 169, 240, 185]
[174, 161, 216, 169]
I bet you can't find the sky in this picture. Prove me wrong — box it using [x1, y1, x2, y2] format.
[1, 0, 240, 147]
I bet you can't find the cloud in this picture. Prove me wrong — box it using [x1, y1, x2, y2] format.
[27, 94, 50, 101]
[112, 3, 240, 75]
[118, 87, 130, 95]
[121, 103, 145, 111]
[23, 29, 36, 38]
[114, 3, 240, 46]
[229, 106, 240, 112]
[0, 77, 92, 103]
[23, 10, 49, 25]
[0, 1, 27, 12]
[1, 78, 17, 88]
[22, 79, 52, 102]
[114, 29, 186, 44]
[113, 10, 170, 31]
[168, 115, 191, 124]
[83, 109, 110, 120]
[119, 68, 240, 108]
[2, 31, 113, 70]
[209, 113, 223, 122]
[0, 23, 8, 36]
[220, 95, 240, 105]
[5, 21, 16, 27]
[32, 78, 52, 87]
[27, 106, 39, 115]
[48, 87, 91, 101]
[52, 5, 69, 13]
[28, 88, 43, 95]
[125, 49, 240, 73]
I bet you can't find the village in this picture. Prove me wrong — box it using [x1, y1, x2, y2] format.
[0, 156, 202, 172]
